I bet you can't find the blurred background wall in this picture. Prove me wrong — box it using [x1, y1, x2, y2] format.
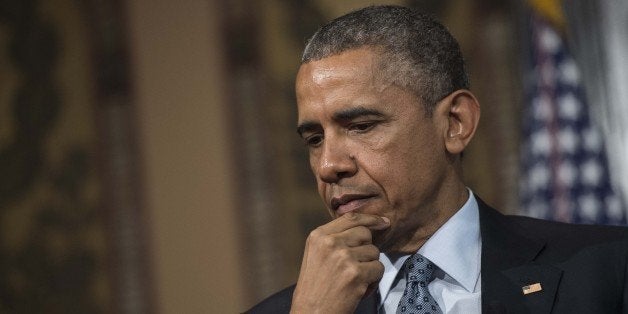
[0, 0, 626, 313]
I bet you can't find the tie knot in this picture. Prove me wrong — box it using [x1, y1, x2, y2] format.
[403, 254, 436, 283]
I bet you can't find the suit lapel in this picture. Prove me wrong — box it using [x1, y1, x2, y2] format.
[478, 198, 562, 314]
[501, 264, 562, 314]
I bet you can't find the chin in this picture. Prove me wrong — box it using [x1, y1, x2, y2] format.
[372, 229, 390, 251]
[374, 230, 415, 254]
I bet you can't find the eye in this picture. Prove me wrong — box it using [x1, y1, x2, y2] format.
[348, 121, 376, 133]
[304, 134, 323, 147]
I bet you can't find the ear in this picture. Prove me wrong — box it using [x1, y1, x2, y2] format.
[439, 90, 480, 155]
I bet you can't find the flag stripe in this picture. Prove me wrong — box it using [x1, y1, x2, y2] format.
[519, 11, 626, 225]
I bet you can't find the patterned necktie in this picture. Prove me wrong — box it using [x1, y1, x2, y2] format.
[396, 254, 442, 314]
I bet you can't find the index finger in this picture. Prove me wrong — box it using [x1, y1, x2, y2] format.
[318, 212, 390, 235]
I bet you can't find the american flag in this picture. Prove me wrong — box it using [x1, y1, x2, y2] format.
[519, 12, 626, 225]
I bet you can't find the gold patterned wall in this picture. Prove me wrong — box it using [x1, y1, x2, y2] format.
[0, 1, 107, 312]
[0, 0, 152, 312]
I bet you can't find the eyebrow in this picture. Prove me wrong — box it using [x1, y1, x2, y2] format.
[296, 121, 319, 138]
[296, 106, 385, 137]
[332, 106, 384, 121]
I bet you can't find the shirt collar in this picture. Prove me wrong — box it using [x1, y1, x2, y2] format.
[419, 190, 481, 292]
[378, 252, 409, 304]
[378, 190, 481, 299]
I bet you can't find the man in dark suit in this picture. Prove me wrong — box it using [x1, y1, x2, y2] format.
[249, 5, 628, 313]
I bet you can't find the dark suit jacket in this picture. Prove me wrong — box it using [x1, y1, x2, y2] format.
[248, 199, 628, 313]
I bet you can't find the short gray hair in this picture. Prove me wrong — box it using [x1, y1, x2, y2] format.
[302, 5, 469, 115]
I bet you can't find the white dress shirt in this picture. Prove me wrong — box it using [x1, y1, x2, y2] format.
[378, 190, 482, 314]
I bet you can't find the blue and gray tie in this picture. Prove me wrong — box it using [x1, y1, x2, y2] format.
[396, 254, 442, 314]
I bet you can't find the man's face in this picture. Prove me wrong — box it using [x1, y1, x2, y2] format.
[296, 48, 453, 252]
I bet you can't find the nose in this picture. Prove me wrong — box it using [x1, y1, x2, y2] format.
[315, 137, 357, 183]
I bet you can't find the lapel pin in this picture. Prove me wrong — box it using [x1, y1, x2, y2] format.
[522, 283, 542, 295]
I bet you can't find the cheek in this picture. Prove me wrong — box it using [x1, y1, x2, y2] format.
[359, 147, 415, 198]
[379, 155, 419, 197]
[370, 139, 437, 198]
[309, 153, 323, 181]
[316, 180, 326, 197]
[309, 156, 326, 196]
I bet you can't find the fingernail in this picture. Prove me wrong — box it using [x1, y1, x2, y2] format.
[380, 217, 390, 225]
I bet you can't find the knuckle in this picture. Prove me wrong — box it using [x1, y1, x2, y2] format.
[321, 235, 338, 248]
[308, 227, 329, 243]
[345, 263, 361, 278]
[354, 225, 369, 234]
[309, 227, 324, 239]
[364, 229, 374, 240]
[354, 283, 368, 297]
[337, 247, 352, 260]
[375, 261, 385, 276]
[366, 246, 380, 259]
[370, 244, 381, 253]
[342, 212, 358, 221]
